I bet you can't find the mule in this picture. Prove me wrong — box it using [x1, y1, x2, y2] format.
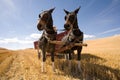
[62, 7, 83, 72]
[37, 8, 56, 72]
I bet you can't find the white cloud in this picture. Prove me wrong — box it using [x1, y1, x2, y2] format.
[0, 33, 42, 44]
[0, 33, 96, 49]
[0, 33, 42, 50]
[30, 33, 42, 39]
[4, 37, 18, 43]
[113, 34, 120, 37]
[29, 33, 96, 39]
[84, 34, 95, 39]
[98, 27, 120, 35]
[0, 33, 95, 44]
[0, 37, 35, 50]
[0, 38, 31, 50]
[0, 37, 33, 44]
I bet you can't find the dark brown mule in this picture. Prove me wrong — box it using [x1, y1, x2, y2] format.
[37, 8, 56, 72]
[62, 7, 83, 72]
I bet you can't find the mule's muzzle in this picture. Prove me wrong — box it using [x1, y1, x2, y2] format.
[64, 24, 70, 30]
[37, 23, 43, 31]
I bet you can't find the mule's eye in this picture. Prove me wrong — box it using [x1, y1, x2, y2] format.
[65, 16, 67, 20]
[39, 14, 41, 18]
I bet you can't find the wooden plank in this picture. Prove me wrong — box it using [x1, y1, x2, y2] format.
[49, 40, 87, 46]
[54, 42, 87, 53]
[55, 43, 74, 53]
[74, 43, 87, 46]
[49, 40, 65, 45]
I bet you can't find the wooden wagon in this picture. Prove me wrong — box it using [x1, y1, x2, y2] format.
[34, 30, 87, 56]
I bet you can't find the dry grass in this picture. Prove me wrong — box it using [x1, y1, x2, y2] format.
[54, 35, 120, 80]
[0, 35, 120, 80]
[0, 48, 14, 75]
[80, 35, 120, 80]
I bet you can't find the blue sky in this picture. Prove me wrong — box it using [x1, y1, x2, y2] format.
[0, 0, 120, 50]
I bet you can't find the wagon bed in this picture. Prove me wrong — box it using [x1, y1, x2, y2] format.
[34, 30, 69, 50]
[34, 30, 87, 54]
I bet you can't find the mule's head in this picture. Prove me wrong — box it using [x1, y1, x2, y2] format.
[37, 8, 55, 31]
[64, 7, 81, 30]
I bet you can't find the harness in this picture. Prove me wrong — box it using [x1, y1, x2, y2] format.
[67, 15, 83, 43]
[68, 29, 83, 43]
[39, 12, 56, 41]
[43, 30, 56, 41]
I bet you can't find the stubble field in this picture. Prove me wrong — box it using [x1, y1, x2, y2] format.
[0, 35, 120, 80]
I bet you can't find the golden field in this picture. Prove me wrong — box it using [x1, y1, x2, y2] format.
[81, 35, 120, 80]
[0, 35, 120, 80]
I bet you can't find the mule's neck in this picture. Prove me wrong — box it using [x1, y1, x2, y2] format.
[47, 16, 53, 28]
[71, 18, 83, 36]
[72, 18, 80, 30]
[45, 18, 55, 34]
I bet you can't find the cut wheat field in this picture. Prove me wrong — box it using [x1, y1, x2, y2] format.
[0, 35, 120, 80]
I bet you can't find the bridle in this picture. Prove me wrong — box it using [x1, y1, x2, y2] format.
[66, 14, 83, 43]
[67, 14, 78, 31]
[38, 12, 54, 32]
[39, 12, 56, 41]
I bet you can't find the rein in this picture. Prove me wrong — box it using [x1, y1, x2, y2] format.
[67, 15, 83, 43]
[43, 15, 56, 37]
[44, 14, 54, 32]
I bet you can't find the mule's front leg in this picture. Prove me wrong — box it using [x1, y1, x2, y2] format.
[37, 48, 41, 59]
[68, 52, 72, 70]
[41, 48, 46, 72]
[78, 60, 82, 72]
[77, 48, 82, 72]
[51, 52, 55, 72]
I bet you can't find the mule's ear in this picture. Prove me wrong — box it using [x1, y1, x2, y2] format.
[74, 6, 81, 14]
[64, 9, 69, 14]
[49, 7, 55, 13]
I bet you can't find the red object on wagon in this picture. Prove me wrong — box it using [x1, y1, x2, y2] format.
[56, 31, 69, 41]
[33, 30, 69, 50]
[34, 41, 38, 49]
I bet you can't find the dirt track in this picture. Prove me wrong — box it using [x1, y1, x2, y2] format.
[0, 50, 41, 80]
[0, 49, 77, 80]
